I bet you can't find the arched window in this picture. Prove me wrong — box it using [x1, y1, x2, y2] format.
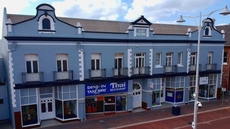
[205, 28, 209, 36]
[42, 18, 51, 29]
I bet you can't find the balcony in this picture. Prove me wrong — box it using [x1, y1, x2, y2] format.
[164, 65, 177, 73]
[89, 69, 106, 79]
[53, 70, 73, 81]
[189, 64, 201, 72]
[112, 67, 128, 77]
[22, 72, 44, 83]
[132, 66, 150, 75]
[206, 63, 217, 71]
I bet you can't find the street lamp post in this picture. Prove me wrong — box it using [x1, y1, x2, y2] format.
[177, 5, 230, 129]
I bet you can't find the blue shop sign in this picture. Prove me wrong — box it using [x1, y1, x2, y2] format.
[85, 81, 128, 96]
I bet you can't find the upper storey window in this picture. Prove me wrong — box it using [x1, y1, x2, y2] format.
[203, 26, 212, 37]
[38, 15, 55, 33]
[42, 18, 51, 29]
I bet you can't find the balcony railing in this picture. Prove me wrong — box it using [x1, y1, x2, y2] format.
[89, 69, 106, 78]
[164, 65, 177, 73]
[189, 64, 201, 72]
[112, 67, 128, 77]
[206, 63, 217, 71]
[132, 66, 150, 75]
[53, 70, 73, 81]
[22, 72, 44, 83]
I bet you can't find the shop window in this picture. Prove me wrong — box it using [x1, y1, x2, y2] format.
[116, 96, 126, 111]
[152, 91, 160, 106]
[63, 101, 77, 119]
[85, 97, 104, 113]
[20, 88, 38, 126]
[21, 104, 38, 126]
[55, 86, 78, 120]
[55, 100, 63, 119]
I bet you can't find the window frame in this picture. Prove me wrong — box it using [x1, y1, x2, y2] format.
[114, 53, 123, 69]
[223, 52, 228, 64]
[207, 52, 213, 65]
[56, 54, 68, 72]
[25, 54, 39, 73]
[177, 52, 183, 66]
[166, 52, 173, 66]
[134, 53, 145, 68]
[91, 54, 101, 70]
[156, 53, 162, 67]
[191, 52, 197, 65]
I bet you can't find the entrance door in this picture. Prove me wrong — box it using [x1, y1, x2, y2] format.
[40, 98, 54, 120]
[133, 82, 142, 108]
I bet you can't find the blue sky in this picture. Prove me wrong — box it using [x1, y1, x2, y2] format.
[1, 0, 230, 34]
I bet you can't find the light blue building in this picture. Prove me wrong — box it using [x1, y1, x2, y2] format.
[0, 3, 226, 128]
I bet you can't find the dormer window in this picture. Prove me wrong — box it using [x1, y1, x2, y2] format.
[38, 15, 55, 33]
[42, 18, 51, 29]
[203, 26, 212, 37]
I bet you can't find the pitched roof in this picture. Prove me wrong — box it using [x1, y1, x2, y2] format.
[217, 25, 230, 45]
[7, 14, 197, 35]
[10, 13, 230, 46]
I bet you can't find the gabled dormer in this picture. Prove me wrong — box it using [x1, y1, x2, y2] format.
[131, 15, 153, 37]
[202, 18, 215, 38]
[37, 4, 56, 33]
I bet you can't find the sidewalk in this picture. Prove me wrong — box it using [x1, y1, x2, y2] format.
[39, 96, 230, 129]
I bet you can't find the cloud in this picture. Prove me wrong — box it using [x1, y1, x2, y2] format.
[124, 0, 219, 22]
[52, 0, 128, 20]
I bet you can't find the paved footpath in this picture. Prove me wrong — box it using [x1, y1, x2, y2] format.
[40, 96, 230, 129]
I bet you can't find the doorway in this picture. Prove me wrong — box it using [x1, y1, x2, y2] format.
[133, 82, 142, 108]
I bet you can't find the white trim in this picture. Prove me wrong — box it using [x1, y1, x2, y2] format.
[9, 42, 224, 47]
[127, 49, 132, 77]
[38, 15, 55, 31]
[79, 50, 84, 81]
[9, 52, 16, 107]
[149, 49, 153, 75]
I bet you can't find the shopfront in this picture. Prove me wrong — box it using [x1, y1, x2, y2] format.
[20, 85, 79, 127]
[165, 76, 185, 103]
[85, 81, 128, 113]
[198, 74, 217, 99]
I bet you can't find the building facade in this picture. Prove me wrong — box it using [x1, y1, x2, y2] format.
[218, 25, 230, 95]
[0, 4, 226, 129]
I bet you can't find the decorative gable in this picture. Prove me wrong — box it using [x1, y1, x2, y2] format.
[131, 15, 153, 37]
[132, 15, 152, 26]
[202, 18, 215, 38]
[37, 4, 56, 33]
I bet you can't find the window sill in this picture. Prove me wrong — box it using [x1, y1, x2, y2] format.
[177, 64, 183, 67]
[223, 63, 228, 65]
[38, 29, 56, 34]
[155, 65, 163, 68]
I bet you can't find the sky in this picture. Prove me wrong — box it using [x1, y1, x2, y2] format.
[0, 0, 230, 37]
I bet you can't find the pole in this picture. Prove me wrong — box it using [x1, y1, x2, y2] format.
[193, 12, 201, 129]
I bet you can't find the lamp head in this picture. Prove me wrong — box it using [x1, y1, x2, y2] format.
[176, 15, 185, 23]
[220, 5, 230, 15]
